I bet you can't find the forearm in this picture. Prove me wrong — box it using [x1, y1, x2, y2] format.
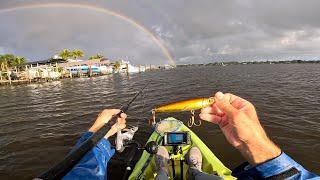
[204, 92, 318, 179]
[89, 124, 114, 140]
[63, 132, 115, 180]
[234, 135, 317, 179]
[237, 137, 281, 166]
[233, 152, 318, 179]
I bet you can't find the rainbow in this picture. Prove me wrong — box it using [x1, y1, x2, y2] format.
[0, 3, 175, 65]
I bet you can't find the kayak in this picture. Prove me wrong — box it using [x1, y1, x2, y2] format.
[128, 117, 235, 180]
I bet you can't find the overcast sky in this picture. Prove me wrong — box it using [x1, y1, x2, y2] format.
[1, 0, 320, 64]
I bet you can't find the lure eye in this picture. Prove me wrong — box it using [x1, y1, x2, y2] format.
[208, 97, 214, 103]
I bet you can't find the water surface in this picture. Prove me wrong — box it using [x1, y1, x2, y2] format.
[0, 64, 319, 179]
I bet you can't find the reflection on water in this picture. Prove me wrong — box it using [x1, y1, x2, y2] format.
[0, 64, 319, 179]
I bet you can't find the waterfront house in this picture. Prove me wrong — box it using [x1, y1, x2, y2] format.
[57, 59, 112, 76]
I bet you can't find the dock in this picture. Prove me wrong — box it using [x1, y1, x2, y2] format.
[0, 59, 172, 86]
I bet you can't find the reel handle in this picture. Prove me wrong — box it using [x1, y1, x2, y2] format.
[116, 126, 139, 152]
[144, 141, 158, 154]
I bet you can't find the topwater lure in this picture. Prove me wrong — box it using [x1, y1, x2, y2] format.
[151, 97, 215, 127]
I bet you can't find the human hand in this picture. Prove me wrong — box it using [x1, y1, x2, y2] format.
[104, 113, 127, 139]
[89, 109, 127, 136]
[200, 92, 281, 165]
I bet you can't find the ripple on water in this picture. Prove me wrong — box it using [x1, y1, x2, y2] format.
[0, 64, 320, 179]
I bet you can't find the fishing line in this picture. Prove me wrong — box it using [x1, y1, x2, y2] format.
[125, 85, 147, 129]
[139, 90, 146, 126]
[139, 90, 147, 126]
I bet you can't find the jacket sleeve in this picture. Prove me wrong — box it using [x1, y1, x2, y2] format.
[232, 152, 318, 179]
[63, 131, 115, 180]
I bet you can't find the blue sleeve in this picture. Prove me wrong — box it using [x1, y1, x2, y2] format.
[63, 132, 115, 180]
[232, 152, 318, 179]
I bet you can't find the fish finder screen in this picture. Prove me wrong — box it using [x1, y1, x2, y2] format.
[167, 133, 184, 144]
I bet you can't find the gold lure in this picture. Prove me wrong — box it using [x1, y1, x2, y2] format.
[152, 97, 215, 127]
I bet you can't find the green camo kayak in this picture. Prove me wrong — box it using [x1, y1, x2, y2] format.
[128, 117, 235, 180]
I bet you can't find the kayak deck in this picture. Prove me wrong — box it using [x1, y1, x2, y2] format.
[129, 117, 235, 180]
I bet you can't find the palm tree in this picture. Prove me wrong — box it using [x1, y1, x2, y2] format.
[0, 54, 15, 71]
[59, 49, 72, 60]
[12, 56, 26, 67]
[0, 55, 6, 71]
[89, 53, 104, 60]
[113, 61, 121, 71]
[72, 49, 84, 60]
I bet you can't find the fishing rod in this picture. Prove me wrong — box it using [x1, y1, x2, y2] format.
[37, 81, 150, 180]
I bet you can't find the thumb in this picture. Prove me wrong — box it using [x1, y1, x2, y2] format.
[214, 92, 238, 117]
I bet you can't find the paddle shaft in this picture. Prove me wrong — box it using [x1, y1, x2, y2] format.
[37, 82, 150, 180]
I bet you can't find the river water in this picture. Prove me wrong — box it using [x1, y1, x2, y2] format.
[0, 64, 319, 179]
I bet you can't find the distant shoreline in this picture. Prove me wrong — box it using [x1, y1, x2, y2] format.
[177, 60, 320, 67]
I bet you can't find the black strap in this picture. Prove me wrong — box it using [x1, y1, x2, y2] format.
[266, 167, 299, 180]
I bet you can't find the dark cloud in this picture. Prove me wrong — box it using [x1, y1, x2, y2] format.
[1, 0, 320, 64]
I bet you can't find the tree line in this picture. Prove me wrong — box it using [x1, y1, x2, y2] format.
[0, 54, 26, 71]
[58, 49, 104, 61]
[0, 49, 106, 71]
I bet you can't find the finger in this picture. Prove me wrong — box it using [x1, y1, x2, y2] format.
[117, 122, 126, 130]
[231, 97, 247, 110]
[214, 92, 238, 117]
[211, 104, 225, 116]
[103, 109, 120, 115]
[112, 122, 126, 131]
[105, 122, 126, 139]
[201, 106, 213, 114]
[117, 117, 126, 124]
[98, 109, 120, 120]
[224, 93, 239, 103]
[224, 93, 248, 110]
[199, 113, 223, 125]
[120, 113, 127, 119]
[201, 105, 224, 116]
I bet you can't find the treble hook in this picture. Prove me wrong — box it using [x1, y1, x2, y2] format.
[188, 110, 202, 127]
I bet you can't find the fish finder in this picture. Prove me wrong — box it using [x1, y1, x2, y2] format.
[163, 132, 191, 146]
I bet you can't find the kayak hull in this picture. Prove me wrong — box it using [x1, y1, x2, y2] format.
[129, 117, 235, 180]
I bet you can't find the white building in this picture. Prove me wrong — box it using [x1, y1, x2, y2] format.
[118, 60, 146, 73]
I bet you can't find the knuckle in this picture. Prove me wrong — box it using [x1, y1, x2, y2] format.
[232, 111, 243, 119]
[247, 102, 255, 109]
[103, 109, 111, 113]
